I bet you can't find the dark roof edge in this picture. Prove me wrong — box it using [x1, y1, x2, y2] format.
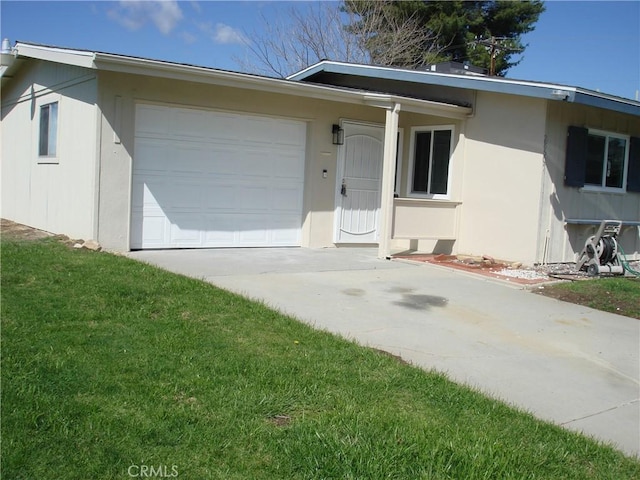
[289, 61, 640, 117]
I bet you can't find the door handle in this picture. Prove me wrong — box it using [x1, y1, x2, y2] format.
[340, 181, 347, 197]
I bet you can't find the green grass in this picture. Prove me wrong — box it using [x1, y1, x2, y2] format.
[2, 238, 639, 479]
[539, 276, 640, 319]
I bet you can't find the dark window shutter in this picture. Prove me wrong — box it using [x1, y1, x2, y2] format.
[627, 136, 640, 192]
[564, 126, 587, 187]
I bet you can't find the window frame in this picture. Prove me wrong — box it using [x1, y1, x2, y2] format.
[37, 100, 59, 163]
[582, 128, 630, 193]
[394, 128, 404, 197]
[406, 125, 455, 199]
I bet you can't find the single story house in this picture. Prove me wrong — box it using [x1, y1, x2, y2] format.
[2, 41, 639, 265]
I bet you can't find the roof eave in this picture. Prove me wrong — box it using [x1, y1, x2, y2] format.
[3, 43, 471, 119]
[572, 89, 640, 117]
[290, 60, 640, 117]
[14, 42, 96, 69]
[94, 53, 471, 118]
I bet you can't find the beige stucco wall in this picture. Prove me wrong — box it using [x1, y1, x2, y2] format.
[96, 70, 395, 251]
[540, 102, 640, 262]
[456, 91, 547, 264]
[1, 60, 98, 240]
[390, 111, 465, 250]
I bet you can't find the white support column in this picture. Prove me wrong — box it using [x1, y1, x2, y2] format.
[378, 102, 401, 259]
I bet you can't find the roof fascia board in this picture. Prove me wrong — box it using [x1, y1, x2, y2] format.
[15, 43, 95, 69]
[301, 61, 578, 102]
[292, 61, 640, 117]
[363, 93, 471, 118]
[3, 45, 471, 119]
[93, 54, 470, 118]
[573, 90, 640, 117]
[287, 62, 325, 80]
[93, 53, 372, 105]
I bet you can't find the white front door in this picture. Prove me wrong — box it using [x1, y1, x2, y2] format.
[335, 122, 384, 243]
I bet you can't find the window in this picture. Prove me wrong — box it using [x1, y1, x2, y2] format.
[585, 131, 627, 188]
[39, 102, 58, 157]
[409, 127, 453, 197]
[565, 126, 640, 192]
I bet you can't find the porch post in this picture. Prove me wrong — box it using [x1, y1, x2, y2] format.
[378, 102, 401, 259]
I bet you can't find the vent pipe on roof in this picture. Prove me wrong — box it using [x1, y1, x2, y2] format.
[1, 38, 11, 54]
[1, 39, 16, 73]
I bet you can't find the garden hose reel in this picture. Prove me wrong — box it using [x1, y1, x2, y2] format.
[576, 220, 624, 276]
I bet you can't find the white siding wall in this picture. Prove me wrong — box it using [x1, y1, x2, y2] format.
[1, 60, 98, 239]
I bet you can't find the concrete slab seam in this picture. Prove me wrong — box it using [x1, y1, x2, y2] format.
[560, 398, 640, 426]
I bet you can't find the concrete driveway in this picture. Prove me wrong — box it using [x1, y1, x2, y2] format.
[129, 247, 640, 457]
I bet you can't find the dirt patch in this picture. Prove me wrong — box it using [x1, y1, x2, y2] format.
[372, 348, 409, 365]
[395, 253, 551, 286]
[268, 415, 292, 427]
[2, 219, 98, 250]
[1, 219, 55, 241]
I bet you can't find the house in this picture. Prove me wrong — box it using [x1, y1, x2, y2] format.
[2, 41, 639, 265]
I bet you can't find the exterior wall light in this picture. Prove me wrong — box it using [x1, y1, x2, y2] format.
[332, 124, 344, 145]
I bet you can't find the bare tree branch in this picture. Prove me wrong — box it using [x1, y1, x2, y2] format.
[234, 1, 443, 78]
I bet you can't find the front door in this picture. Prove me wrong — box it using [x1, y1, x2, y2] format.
[335, 122, 384, 243]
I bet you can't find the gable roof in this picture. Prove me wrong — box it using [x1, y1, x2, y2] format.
[288, 61, 640, 117]
[0, 42, 471, 118]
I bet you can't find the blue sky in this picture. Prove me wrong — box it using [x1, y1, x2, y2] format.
[1, 1, 639, 100]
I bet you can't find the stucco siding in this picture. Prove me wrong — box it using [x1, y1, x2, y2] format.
[1, 60, 98, 239]
[96, 70, 391, 251]
[456, 91, 547, 264]
[541, 102, 640, 262]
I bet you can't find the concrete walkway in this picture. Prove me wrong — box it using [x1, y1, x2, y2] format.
[129, 247, 640, 457]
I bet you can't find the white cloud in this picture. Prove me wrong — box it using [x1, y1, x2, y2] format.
[197, 21, 249, 45]
[108, 1, 184, 35]
[214, 23, 249, 45]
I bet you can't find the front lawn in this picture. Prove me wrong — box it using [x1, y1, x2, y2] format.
[538, 277, 640, 319]
[2, 238, 639, 479]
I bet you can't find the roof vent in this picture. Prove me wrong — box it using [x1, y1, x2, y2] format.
[550, 89, 570, 101]
[425, 61, 487, 76]
[1, 38, 11, 54]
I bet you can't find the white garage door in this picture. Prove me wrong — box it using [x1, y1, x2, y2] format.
[130, 104, 306, 249]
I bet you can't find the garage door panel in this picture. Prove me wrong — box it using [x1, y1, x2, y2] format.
[241, 151, 272, 178]
[272, 187, 303, 212]
[274, 154, 305, 179]
[174, 110, 208, 139]
[238, 218, 270, 245]
[272, 123, 307, 148]
[203, 215, 236, 245]
[170, 146, 210, 175]
[168, 217, 203, 245]
[207, 113, 241, 142]
[270, 216, 302, 244]
[136, 105, 171, 136]
[134, 178, 165, 209]
[134, 140, 171, 172]
[132, 104, 305, 249]
[206, 185, 239, 211]
[239, 186, 270, 211]
[131, 212, 165, 247]
[243, 117, 275, 145]
[164, 182, 203, 210]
